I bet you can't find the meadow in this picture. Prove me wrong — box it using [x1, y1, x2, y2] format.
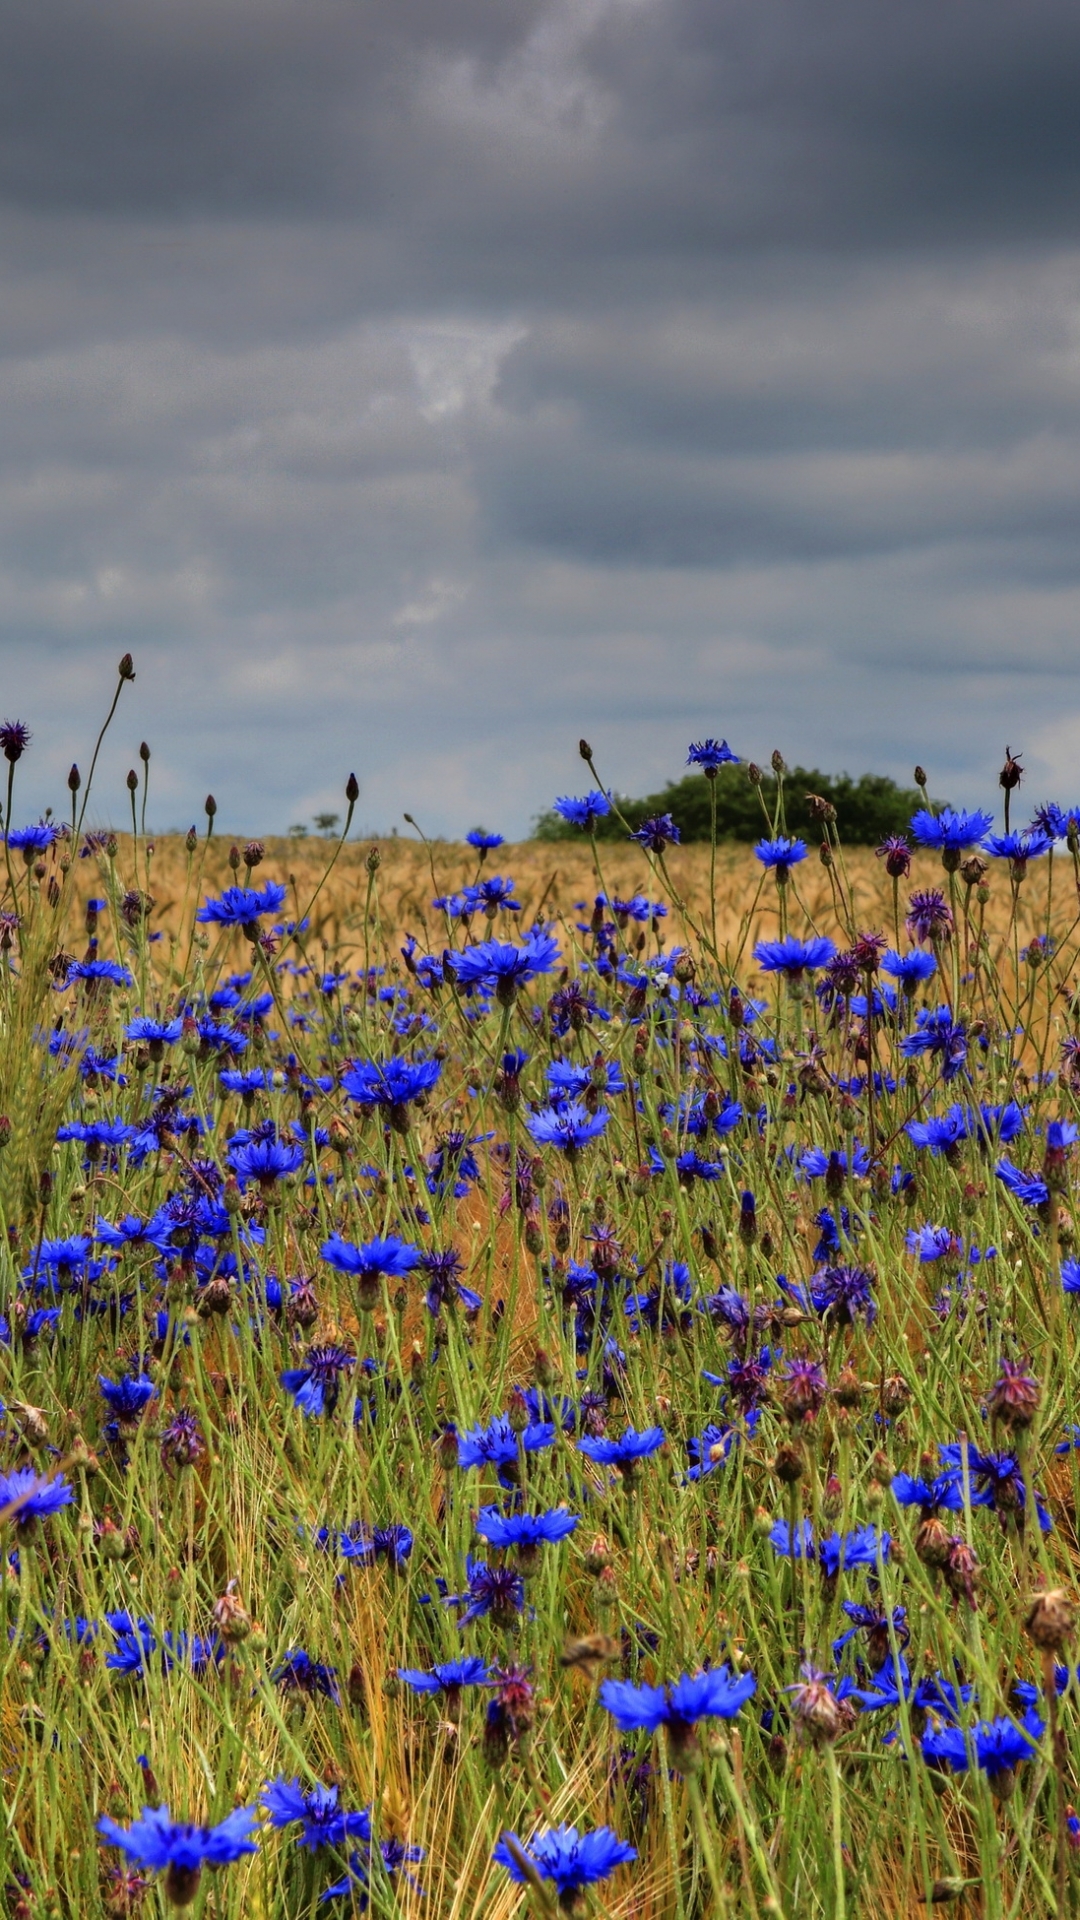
[2, 675, 1080, 1919]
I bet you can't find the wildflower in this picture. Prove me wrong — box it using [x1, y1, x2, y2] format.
[340, 1055, 442, 1121]
[982, 828, 1051, 874]
[0, 720, 31, 763]
[160, 1409, 204, 1471]
[7, 822, 60, 857]
[320, 1234, 420, 1305]
[995, 1159, 1049, 1208]
[526, 1102, 609, 1153]
[471, 876, 521, 915]
[600, 1668, 755, 1769]
[228, 1133, 304, 1189]
[906, 1223, 961, 1262]
[0, 1468, 74, 1528]
[986, 1359, 1040, 1432]
[1025, 1589, 1076, 1654]
[922, 1711, 1043, 1797]
[320, 1838, 425, 1903]
[899, 1007, 967, 1080]
[97, 1805, 258, 1907]
[631, 813, 680, 851]
[448, 931, 561, 1002]
[493, 1825, 636, 1906]
[67, 958, 133, 987]
[787, 1665, 852, 1747]
[261, 1780, 371, 1851]
[579, 1426, 664, 1480]
[412, 1248, 477, 1317]
[196, 883, 287, 934]
[466, 829, 505, 851]
[397, 1657, 494, 1707]
[876, 834, 911, 878]
[474, 1506, 578, 1568]
[272, 1649, 340, 1701]
[910, 807, 995, 855]
[905, 889, 953, 945]
[882, 948, 937, 989]
[445, 1556, 526, 1629]
[280, 1345, 356, 1417]
[687, 738, 739, 771]
[456, 1417, 555, 1485]
[833, 1601, 909, 1671]
[778, 1357, 829, 1421]
[685, 1423, 738, 1480]
[755, 837, 807, 880]
[553, 792, 612, 830]
[753, 936, 837, 976]
[126, 1016, 184, 1053]
[98, 1373, 157, 1423]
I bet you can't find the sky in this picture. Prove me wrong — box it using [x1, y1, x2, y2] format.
[3, 0, 1080, 837]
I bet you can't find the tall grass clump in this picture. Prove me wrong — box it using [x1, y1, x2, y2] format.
[1, 680, 1080, 1916]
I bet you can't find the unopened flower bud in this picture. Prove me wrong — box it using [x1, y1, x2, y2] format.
[1025, 1588, 1075, 1653]
[117, 652, 135, 681]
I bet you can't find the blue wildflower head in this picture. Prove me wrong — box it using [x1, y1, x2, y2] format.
[553, 792, 612, 831]
[687, 738, 739, 772]
[753, 936, 837, 977]
[755, 837, 807, 880]
[600, 1667, 755, 1767]
[196, 883, 288, 935]
[0, 1468, 74, 1530]
[493, 1825, 636, 1900]
[631, 814, 680, 852]
[280, 1345, 355, 1417]
[526, 1102, 609, 1154]
[97, 1804, 258, 1906]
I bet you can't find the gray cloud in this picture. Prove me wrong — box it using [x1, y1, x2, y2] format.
[1, 0, 1079, 838]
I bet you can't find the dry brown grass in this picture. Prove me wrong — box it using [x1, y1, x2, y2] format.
[87, 833, 1076, 973]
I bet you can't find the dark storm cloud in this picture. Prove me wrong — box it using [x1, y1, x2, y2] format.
[0, 0, 1079, 836]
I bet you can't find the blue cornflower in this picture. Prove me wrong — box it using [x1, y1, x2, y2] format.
[579, 1427, 665, 1476]
[909, 807, 995, 853]
[899, 1006, 968, 1081]
[547, 1059, 625, 1101]
[397, 1657, 494, 1696]
[996, 1159, 1049, 1208]
[881, 948, 937, 989]
[196, 883, 287, 930]
[474, 1506, 578, 1559]
[7, 822, 60, 855]
[126, 1016, 184, 1050]
[755, 837, 806, 879]
[280, 1345, 355, 1417]
[982, 829, 1052, 870]
[321, 1235, 420, 1282]
[687, 739, 739, 770]
[418, 1248, 482, 1317]
[806, 1263, 876, 1326]
[685, 1424, 738, 1480]
[891, 1471, 964, 1513]
[0, 1468, 74, 1528]
[769, 1520, 890, 1574]
[456, 1417, 556, 1482]
[471, 876, 521, 915]
[98, 1373, 157, 1421]
[229, 1133, 304, 1189]
[56, 1118, 136, 1155]
[341, 1055, 442, 1117]
[448, 931, 561, 1001]
[553, 792, 612, 830]
[799, 1144, 871, 1181]
[466, 830, 505, 851]
[445, 1556, 526, 1628]
[922, 1710, 1043, 1783]
[629, 812, 680, 852]
[272, 1649, 340, 1701]
[938, 1443, 1052, 1532]
[261, 1780, 370, 1852]
[220, 1068, 275, 1097]
[906, 1223, 961, 1262]
[67, 958, 133, 987]
[493, 1826, 636, 1897]
[1062, 1260, 1080, 1294]
[1046, 1118, 1079, 1153]
[526, 1102, 608, 1153]
[753, 936, 837, 976]
[832, 1600, 909, 1663]
[319, 1838, 425, 1904]
[906, 1108, 968, 1154]
[97, 1805, 257, 1903]
[600, 1667, 756, 1734]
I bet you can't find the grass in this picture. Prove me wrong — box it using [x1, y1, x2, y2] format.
[1, 695, 1079, 1918]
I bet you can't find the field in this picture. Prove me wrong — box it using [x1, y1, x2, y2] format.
[3, 715, 1080, 1919]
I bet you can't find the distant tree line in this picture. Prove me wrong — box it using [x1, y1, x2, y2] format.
[534, 764, 931, 846]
